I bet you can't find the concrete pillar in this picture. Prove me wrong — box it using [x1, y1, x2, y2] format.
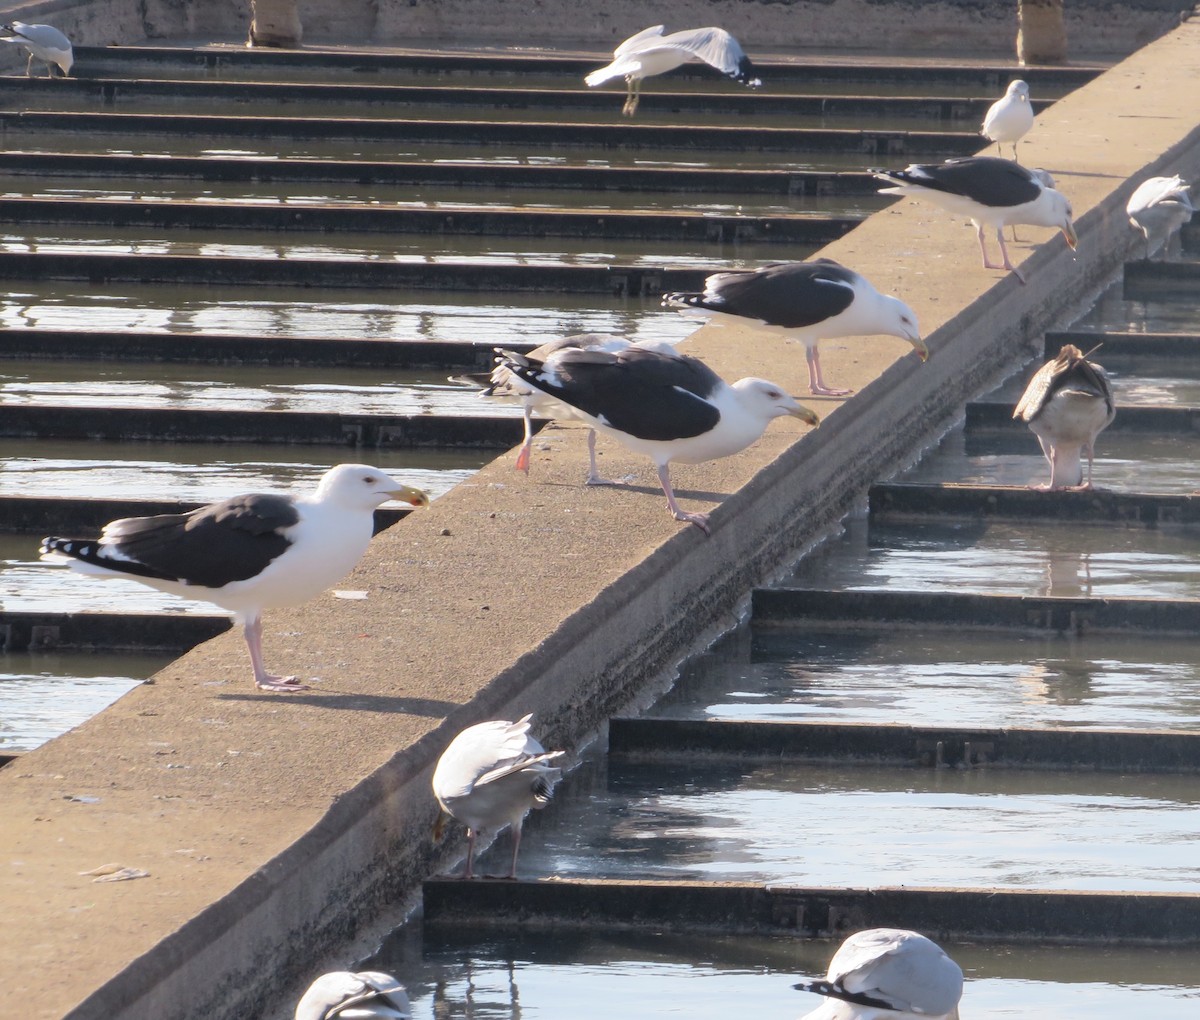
[1018, 0, 1068, 64]
[248, 0, 303, 48]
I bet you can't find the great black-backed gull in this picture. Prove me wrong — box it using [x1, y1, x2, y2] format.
[454, 333, 633, 484]
[494, 342, 818, 533]
[40, 464, 429, 691]
[795, 928, 963, 1020]
[432, 714, 564, 880]
[585, 25, 762, 116]
[981, 80, 1034, 161]
[295, 971, 410, 1020]
[663, 259, 925, 397]
[1126, 175, 1194, 259]
[1, 22, 72, 76]
[872, 156, 1076, 283]
[1013, 343, 1115, 491]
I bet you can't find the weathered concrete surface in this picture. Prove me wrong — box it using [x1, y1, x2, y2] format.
[2, 18, 1200, 1020]
[0, 0, 1190, 58]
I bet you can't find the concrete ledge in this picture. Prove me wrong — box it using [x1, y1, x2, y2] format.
[4, 19, 1200, 1020]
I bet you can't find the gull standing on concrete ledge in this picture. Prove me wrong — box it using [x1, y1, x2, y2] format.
[872, 156, 1077, 283]
[433, 714, 564, 880]
[585, 25, 762, 116]
[1, 22, 72, 76]
[40, 464, 429, 691]
[981, 80, 1034, 161]
[1014, 343, 1115, 491]
[295, 971, 410, 1020]
[494, 342, 818, 533]
[795, 928, 964, 1020]
[1126, 175, 1195, 259]
[663, 260, 925, 397]
[453, 333, 636, 484]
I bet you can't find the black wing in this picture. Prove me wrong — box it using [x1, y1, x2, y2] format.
[666, 260, 857, 329]
[881, 156, 1042, 208]
[43, 493, 299, 588]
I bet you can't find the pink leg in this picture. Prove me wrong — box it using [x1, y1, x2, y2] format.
[513, 407, 534, 473]
[463, 829, 477, 879]
[994, 227, 1027, 284]
[584, 429, 627, 486]
[244, 615, 309, 692]
[806, 344, 851, 397]
[657, 463, 710, 534]
[976, 223, 1006, 270]
[508, 823, 522, 879]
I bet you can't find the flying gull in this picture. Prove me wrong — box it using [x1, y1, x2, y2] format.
[1013, 343, 1115, 491]
[663, 259, 925, 397]
[1126, 175, 1194, 259]
[981, 80, 1034, 161]
[295, 971, 410, 1020]
[432, 714, 564, 880]
[873, 156, 1077, 283]
[795, 928, 964, 1020]
[585, 25, 762, 116]
[40, 464, 429, 691]
[454, 333, 634, 484]
[1, 22, 72, 77]
[494, 341, 818, 533]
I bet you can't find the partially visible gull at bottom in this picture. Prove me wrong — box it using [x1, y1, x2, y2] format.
[663, 259, 925, 397]
[1013, 343, 1115, 491]
[432, 714, 565, 880]
[295, 970, 410, 1020]
[40, 463, 429, 691]
[872, 156, 1077, 283]
[795, 928, 964, 1020]
[494, 341, 819, 534]
[1126, 175, 1194, 259]
[453, 332, 636, 484]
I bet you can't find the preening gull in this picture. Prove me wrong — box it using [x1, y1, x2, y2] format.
[981, 80, 1034, 161]
[585, 25, 762, 116]
[454, 332, 634, 484]
[663, 259, 925, 397]
[1, 22, 72, 77]
[40, 464, 429, 691]
[873, 156, 1076, 283]
[795, 928, 964, 1020]
[494, 341, 818, 533]
[1013, 343, 1114, 491]
[432, 714, 564, 880]
[1126, 175, 1194, 259]
[295, 971, 410, 1020]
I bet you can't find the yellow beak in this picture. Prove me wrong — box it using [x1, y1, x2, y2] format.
[389, 485, 430, 508]
[789, 404, 821, 427]
[1062, 222, 1078, 250]
[912, 336, 930, 362]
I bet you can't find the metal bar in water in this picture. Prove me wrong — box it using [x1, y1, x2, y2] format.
[0, 152, 880, 196]
[1122, 260, 1200, 298]
[0, 111, 983, 155]
[421, 876, 1200, 944]
[0, 610, 229, 652]
[0, 405, 533, 446]
[0, 197, 861, 244]
[607, 717, 1200, 772]
[69, 46, 1103, 88]
[0, 252, 712, 294]
[0, 331, 525, 368]
[7, 77, 1055, 121]
[966, 401, 1200, 434]
[869, 482, 1200, 527]
[750, 588, 1200, 635]
[1045, 330, 1200, 359]
[0, 497, 414, 534]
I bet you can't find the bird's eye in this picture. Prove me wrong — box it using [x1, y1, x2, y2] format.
[363, 475, 377, 484]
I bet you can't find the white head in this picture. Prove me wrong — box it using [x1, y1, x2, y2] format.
[313, 463, 429, 510]
[877, 295, 926, 359]
[731, 379, 820, 426]
[1007, 79, 1030, 102]
[1033, 187, 1078, 249]
[53, 47, 72, 75]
